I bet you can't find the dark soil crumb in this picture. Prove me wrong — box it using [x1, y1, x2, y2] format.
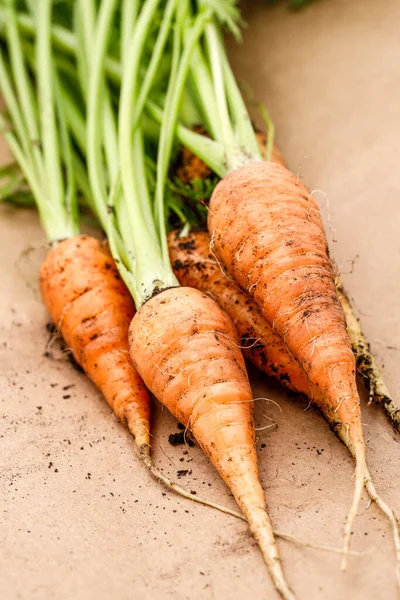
[62, 384, 75, 391]
[168, 432, 195, 447]
[177, 470, 192, 478]
[46, 322, 57, 334]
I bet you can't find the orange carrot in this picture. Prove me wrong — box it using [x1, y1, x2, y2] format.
[208, 161, 365, 565]
[40, 234, 151, 452]
[129, 285, 295, 600]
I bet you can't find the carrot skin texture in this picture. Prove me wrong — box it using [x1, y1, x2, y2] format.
[129, 286, 294, 600]
[40, 234, 150, 450]
[168, 229, 311, 396]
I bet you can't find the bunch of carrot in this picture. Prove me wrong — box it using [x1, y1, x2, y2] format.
[0, 1, 399, 598]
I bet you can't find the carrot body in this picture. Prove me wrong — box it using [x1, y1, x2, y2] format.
[168, 229, 311, 396]
[40, 234, 150, 451]
[208, 161, 365, 561]
[129, 286, 294, 600]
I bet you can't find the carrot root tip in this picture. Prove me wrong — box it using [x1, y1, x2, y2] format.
[341, 453, 366, 571]
[364, 467, 400, 591]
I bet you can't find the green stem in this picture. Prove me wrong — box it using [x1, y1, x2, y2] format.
[0, 48, 33, 164]
[121, 0, 139, 65]
[132, 127, 155, 237]
[0, 2, 75, 242]
[155, 8, 212, 263]
[147, 100, 226, 177]
[37, 0, 66, 227]
[0, 10, 122, 83]
[132, 0, 178, 132]
[118, 0, 160, 240]
[188, 43, 222, 140]
[54, 70, 79, 234]
[258, 103, 275, 162]
[86, 0, 117, 234]
[204, 21, 236, 170]
[5, 1, 44, 183]
[1, 5, 231, 176]
[118, 0, 179, 306]
[220, 41, 261, 161]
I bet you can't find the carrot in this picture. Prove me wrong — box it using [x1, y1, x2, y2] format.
[39, 234, 151, 451]
[129, 286, 294, 600]
[208, 160, 366, 564]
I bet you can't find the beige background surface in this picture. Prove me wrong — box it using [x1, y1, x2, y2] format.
[1, 1, 400, 599]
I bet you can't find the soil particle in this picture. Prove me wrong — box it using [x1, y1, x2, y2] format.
[177, 470, 192, 478]
[168, 432, 194, 447]
[46, 322, 57, 334]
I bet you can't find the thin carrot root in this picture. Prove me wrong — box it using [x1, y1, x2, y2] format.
[129, 286, 294, 600]
[364, 467, 400, 591]
[277, 532, 370, 557]
[336, 279, 400, 433]
[341, 446, 366, 570]
[139, 444, 246, 520]
[328, 413, 400, 581]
